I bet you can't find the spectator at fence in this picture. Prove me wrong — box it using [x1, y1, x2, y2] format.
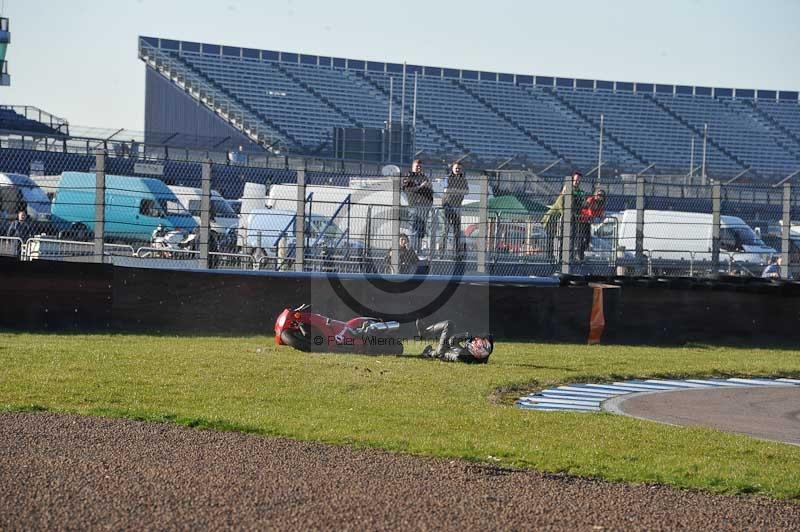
[541, 171, 585, 260]
[440, 161, 469, 257]
[228, 145, 248, 165]
[129, 140, 140, 159]
[576, 189, 606, 262]
[401, 159, 433, 249]
[5, 206, 35, 241]
[761, 256, 781, 279]
[385, 233, 419, 274]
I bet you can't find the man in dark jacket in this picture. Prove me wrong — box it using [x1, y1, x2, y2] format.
[440, 162, 469, 257]
[385, 233, 419, 274]
[401, 159, 433, 249]
[5, 207, 35, 241]
[416, 319, 493, 364]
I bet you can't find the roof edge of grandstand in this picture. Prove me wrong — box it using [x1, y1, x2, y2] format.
[139, 35, 800, 102]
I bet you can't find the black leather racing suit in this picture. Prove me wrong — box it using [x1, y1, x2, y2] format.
[419, 320, 489, 364]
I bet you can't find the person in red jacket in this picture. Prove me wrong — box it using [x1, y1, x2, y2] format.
[576, 189, 606, 262]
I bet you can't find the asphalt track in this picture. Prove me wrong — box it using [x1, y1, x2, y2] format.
[1, 412, 799, 530]
[616, 386, 800, 446]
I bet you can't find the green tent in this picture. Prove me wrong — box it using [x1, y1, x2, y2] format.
[463, 195, 548, 219]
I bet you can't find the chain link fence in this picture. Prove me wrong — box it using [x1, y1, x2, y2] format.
[0, 144, 796, 280]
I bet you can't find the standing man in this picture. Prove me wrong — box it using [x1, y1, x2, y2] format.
[401, 159, 433, 250]
[440, 161, 469, 257]
[541, 171, 585, 260]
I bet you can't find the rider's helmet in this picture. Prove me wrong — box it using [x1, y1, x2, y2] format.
[467, 334, 494, 360]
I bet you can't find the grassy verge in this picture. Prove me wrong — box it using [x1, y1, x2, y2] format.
[1, 332, 799, 499]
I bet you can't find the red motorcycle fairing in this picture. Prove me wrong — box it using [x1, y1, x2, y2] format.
[274, 305, 403, 355]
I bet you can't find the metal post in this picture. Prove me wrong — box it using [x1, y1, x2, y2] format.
[635, 176, 645, 265]
[400, 63, 406, 163]
[199, 160, 212, 269]
[688, 136, 695, 186]
[782, 183, 791, 279]
[560, 176, 573, 274]
[294, 166, 306, 272]
[391, 173, 401, 274]
[412, 73, 418, 157]
[477, 173, 489, 273]
[387, 77, 394, 164]
[711, 181, 721, 273]
[597, 113, 603, 188]
[701, 123, 708, 186]
[93, 149, 106, 263]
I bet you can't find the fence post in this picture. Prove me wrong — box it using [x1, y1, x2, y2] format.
[635, 176, 645, 269]
[477, 173, 489, 274]
[198, 160, 212, 269]
[711, 181, 721, 273]
[93, 149, 106, 263]
[294, 166, 306, 273]
[390, 173, 401, 274]
[560, 176, 573, 275]
[782, 182, 791, 279]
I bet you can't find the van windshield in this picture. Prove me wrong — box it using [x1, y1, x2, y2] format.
[720, 225, 765, 251]
[211, 198, 236, 217]
[21, 186, 51, 214]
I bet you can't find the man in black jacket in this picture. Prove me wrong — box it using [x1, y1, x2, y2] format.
[440, 162, 468, 257]
[416, 319, 493, 364]
[5, 207, 35, 241]
[401, 159, 433, 249]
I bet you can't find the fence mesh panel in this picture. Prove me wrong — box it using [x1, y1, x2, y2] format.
[0, 142, 793, 280]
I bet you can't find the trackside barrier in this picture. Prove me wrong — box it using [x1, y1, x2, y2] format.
[644, 250, 762, 277]
[24, 238, 134, 261]
[209, 252, 255, 271]
[0, 236, 23, 258]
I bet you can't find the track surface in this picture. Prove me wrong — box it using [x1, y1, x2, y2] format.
[619, 386, 800, 446]
[1, 413, 799, 530]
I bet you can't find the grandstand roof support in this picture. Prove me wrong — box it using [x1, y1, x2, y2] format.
[635, 163, 656, 178]
[454, 151, 471, 164]
[212, 135, 231, 149]
[537, 158, 562, 176]
[773, 169, 800, 188]
[496, 155, 518, 171]
[723, 167, 752, 185]
[584, 162, 606, 178]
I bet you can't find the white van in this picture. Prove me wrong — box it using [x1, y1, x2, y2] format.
[167, 185, 239, 237]
[245, 183, 411, 250]
[607, 210, 775, 265]
[242, 208, 354, 260]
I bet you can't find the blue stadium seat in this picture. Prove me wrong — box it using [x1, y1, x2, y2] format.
[139, 37, 800, 180]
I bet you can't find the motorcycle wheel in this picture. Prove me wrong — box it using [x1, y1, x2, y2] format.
[281, 327, 327, 352]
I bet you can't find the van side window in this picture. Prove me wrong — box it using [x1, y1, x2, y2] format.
[139, 199, 160, 217]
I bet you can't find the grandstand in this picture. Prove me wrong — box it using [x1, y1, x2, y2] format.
[0, 105, 69, 137]
[139, 36, 800, 182]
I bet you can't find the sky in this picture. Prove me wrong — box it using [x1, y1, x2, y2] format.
[1, 0, 798, 131]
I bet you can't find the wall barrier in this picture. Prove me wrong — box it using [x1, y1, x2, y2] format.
[1, 257, 799, 346]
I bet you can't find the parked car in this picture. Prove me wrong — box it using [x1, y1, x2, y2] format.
[52, 172, 197, 243]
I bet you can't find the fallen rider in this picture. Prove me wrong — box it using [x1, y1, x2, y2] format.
[416, 319, 494, 364]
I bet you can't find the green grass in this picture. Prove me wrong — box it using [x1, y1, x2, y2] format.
[1, 332, 800, 499]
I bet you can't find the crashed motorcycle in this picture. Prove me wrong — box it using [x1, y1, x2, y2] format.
[138, 225, 197, 258]
[275, 304, 404, 355]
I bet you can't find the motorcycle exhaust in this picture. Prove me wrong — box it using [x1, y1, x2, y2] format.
[364, 321, 400, 333]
